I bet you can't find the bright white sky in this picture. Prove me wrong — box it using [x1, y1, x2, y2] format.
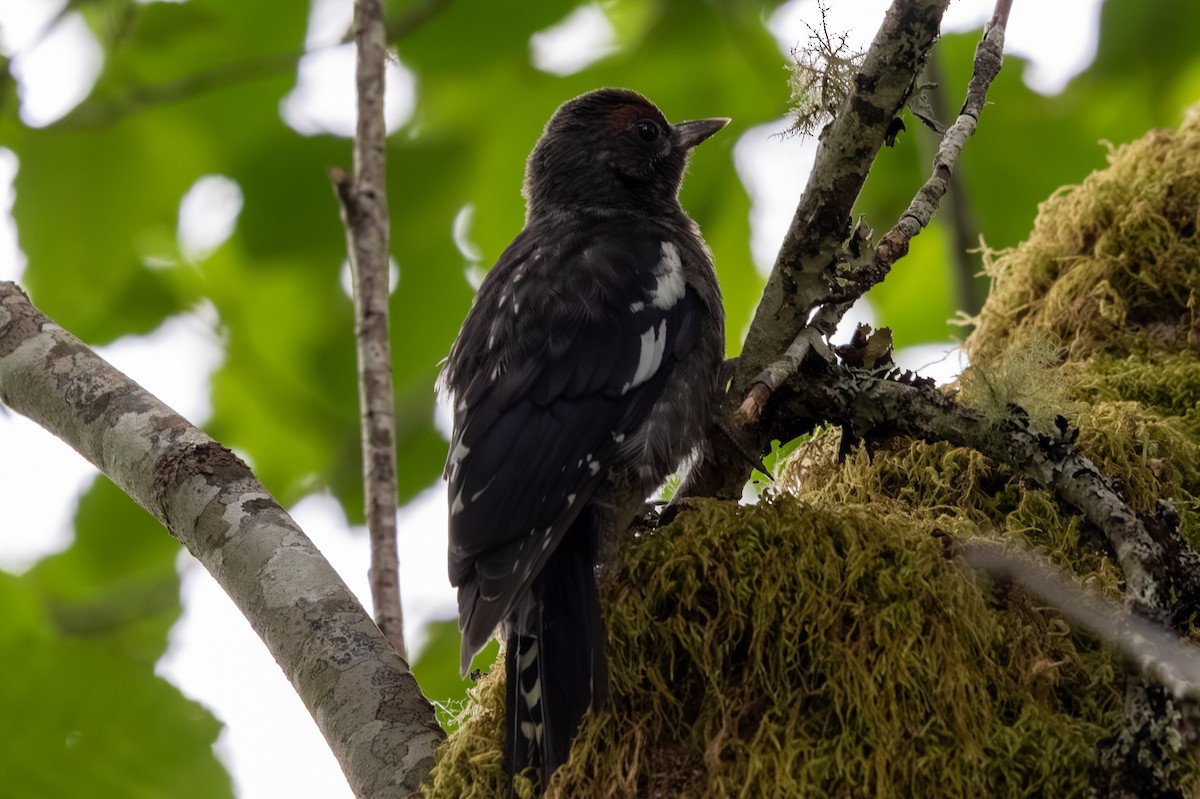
[0, 0, 1103, 796]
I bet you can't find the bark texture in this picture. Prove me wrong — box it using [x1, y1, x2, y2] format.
[0, 282, 444, 798]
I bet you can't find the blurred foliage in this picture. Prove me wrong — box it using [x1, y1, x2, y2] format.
[855, 0, 1200, 349]
[1, 0, 1199, 792]
[0, 476, 232, 797]
[412, 619, 500, 733]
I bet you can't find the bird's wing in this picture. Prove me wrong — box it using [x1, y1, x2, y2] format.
[443, 221, 710, 665]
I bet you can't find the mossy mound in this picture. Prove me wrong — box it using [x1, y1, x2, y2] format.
[425, 109, 1200, 796]
[426, 499, 1119, 798]
[963, 106, 1200, 542]
[970, 107, 1200, 365]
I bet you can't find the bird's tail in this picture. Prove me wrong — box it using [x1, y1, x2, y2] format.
[505, 531, 608, 789]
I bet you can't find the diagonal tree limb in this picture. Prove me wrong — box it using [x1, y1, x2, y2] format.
[686, 0, 950, 499]
[960, 540, 1200, 707]
[0, 281, 445, 797]
[331, 0, 406, 660]
[727, 0, 1012, 445]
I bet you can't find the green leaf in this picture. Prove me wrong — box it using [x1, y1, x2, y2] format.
[0, 478, 232, 798]
[11, 115, 205, 341]
[0, 639, 232, 799]
[27, 476, 181, 663]
[412, 618, 500, 732]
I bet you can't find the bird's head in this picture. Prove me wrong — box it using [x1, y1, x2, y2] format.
[523, 88, 730, 217]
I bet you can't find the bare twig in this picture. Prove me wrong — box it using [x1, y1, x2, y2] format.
[332, 0, 406, 659]
[872, 0, 1011, 277]
[0, 282, 444, 796]
[961, 541, 1200, 703]
[923, 53, 987, 315]
[736, 328, 831, 424]
[806, 0, 1011, 354]
[687, 0, 950, 499]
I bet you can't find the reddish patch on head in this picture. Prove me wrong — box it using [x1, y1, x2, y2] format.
[607, 102, 661, 135]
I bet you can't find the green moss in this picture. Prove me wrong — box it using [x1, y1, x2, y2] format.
[427, 499, 1123, 798]
[425, 107, 1200, 797]
[970, 110, 1200, 363]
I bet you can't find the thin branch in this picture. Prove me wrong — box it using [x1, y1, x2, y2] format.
[961, 541, 1200, 703]
[924, 53, 987, 315]
[871, 0, 1010, 278]
[0, 282, 444, 796]
[806, 0, 1010, 356]
[687, 0, 949, 499]
[736, 327, 831, 424]
[332, 0, 406, 659]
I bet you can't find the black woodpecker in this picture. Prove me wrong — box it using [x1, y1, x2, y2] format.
[440, 87, 727, 790]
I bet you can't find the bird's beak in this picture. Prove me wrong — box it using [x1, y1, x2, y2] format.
[674, 117, 731, 149]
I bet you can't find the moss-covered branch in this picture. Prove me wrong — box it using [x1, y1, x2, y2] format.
[766, 361, 1196, 609]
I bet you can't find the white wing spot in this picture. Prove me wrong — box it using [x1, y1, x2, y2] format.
[449, 440, 470, 468]
[649, 241, 685, 310]
[613, 433, 625, 444]
[470, 477, 494, 503]
[622, 319, 668, 394]
[566, 493, 577, 506]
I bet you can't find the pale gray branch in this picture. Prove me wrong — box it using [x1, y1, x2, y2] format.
[688, 0, 951, 499]
[961, 541, 1200, 702]
[0, 282, 444, 797]
[333, 0, 406, 659]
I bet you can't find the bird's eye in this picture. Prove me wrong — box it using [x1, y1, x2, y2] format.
[635, 119, 660, 142]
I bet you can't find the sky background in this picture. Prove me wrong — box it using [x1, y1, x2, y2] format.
[0, 0, 1105, 795]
